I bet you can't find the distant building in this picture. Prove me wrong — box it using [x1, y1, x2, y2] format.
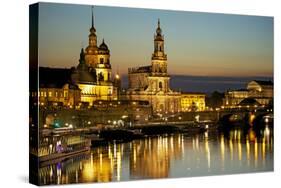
[126, 19, 181, 114]
[181, 93, 206, 112]
[223, 80, 273, 108]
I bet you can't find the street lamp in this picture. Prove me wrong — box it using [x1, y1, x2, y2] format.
[195, 115, 200, 122]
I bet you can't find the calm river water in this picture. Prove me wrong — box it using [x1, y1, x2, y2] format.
[39, 126, 273, 185]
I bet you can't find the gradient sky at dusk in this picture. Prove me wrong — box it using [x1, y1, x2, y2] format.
[38, 2, 273, 77]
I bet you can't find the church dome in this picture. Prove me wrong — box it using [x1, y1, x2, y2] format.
[90, 26, 96, 34]
[156, 27, 162, 36]
[72, 69, 96, 84]
[99, 39, 109, 51]
[71, 48, 96, 84]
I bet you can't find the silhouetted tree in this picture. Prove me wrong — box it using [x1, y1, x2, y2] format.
[206, 91, 224, 108]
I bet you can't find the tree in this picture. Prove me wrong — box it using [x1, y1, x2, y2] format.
[206, 91, 224, 108]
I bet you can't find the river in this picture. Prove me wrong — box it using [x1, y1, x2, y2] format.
[39, 126, 273, 185]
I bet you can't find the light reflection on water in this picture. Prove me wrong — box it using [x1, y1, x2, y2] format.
[39, 127, 273, 185]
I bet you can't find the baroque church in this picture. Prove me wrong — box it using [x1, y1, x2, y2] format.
[71, 8, 119, 105]
[35, 8, 205, 112]
[126, 19, 182, 113]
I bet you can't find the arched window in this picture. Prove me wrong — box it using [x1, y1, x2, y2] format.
[98, 72, 104, 81]
[100, 58, 104, 64]
[159, 82, 163, 90]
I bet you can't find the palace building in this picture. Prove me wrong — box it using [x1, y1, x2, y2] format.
[126, 19, 182, 114]
[223, 80, 273, 108]
[181, 92, 206, 112]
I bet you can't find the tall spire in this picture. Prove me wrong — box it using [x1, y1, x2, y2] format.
[86, 5, 97, 55]
[91, 6, 94, 28]
[156, 18, 162, 36]
[79, 48, 85, 62]
[90, 6, 96, 33]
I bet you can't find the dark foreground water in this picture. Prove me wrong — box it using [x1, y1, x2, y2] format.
[39, 126, 273, 185]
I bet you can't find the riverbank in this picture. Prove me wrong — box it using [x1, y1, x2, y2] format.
[88, 123, 214, 147]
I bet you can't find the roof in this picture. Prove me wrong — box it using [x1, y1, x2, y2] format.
[99, 39, 109, 51]
[238, 98, 260, 106]
[181, 92, 206, 96]
[228, 89, 248, 92]
[235, 89, 249, 91]
[253, 80, 273, 86]
[39, 67, 73, 88]
[71, 68, 96, 84]
[72, 48, 97, 84]
[128, 66, 152, 73]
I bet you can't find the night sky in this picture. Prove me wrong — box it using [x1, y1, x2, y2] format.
[37, 2, 273, 92]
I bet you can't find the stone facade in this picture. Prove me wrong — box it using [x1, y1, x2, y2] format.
[223, 80, 273, 108]
[70, 8, 120, 105]
[181, 93, 206, 112]
[126, 19, 181, 114]
[36, 83, 81, 107]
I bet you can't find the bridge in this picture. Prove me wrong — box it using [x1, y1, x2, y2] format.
[177, 108, 273, 128]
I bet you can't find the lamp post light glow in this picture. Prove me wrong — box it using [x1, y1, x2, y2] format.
[195, 115, 200, 122]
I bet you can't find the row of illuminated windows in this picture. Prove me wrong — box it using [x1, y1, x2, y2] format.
[31, 91, 69, 98]
[181, 100, 205, 104]
[181, 103, 205, 106]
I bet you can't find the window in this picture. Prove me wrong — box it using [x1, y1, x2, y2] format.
[48, 91, 52, 97]
[100, 58, 104, 64]
[159, 82, 163, 90]
[64, 91, 68, 98]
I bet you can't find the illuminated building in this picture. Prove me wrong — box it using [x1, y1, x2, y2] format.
[35, 67, 81, 108]
[126, 19, 181, 113]
[180, 92, 206, 111]
[36, 8, 120, 108]
[71, 7, 119, 105]
[36, 16, 207, 112]
[223, 80, 273, 108]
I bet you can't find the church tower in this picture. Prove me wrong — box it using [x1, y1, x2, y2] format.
[85, 6, 98, 67]
[127, 19, 181, 114]
[148, 19, 170, 93]
[151, 19, 168, 76]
